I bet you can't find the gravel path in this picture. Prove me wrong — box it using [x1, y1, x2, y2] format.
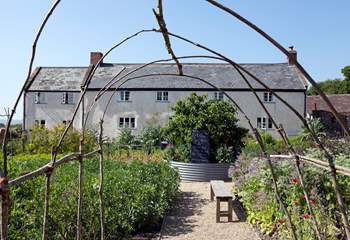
[160, 182, 260, 240]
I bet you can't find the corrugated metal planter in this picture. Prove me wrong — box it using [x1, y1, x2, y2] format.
[170, 161, 232, 182]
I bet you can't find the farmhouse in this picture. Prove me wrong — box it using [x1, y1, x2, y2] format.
[23, 51, 308, 138]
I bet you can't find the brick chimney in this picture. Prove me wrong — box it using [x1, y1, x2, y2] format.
[288, 46, 297, 65]
[90, 52, 103, 66]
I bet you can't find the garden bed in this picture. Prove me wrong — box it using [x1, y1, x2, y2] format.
[170, 161, 232, 182]
[8, 154, 180, 239]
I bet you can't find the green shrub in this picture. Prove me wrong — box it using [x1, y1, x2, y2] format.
[114, 128, 135, 146]
[8, 154, 180, 239]
[242, 131, 310, 158]
[27, 125, 50, 153]
[260, 131, 275, 145]
[299, 118, 326, 142]
[140, 125, 162, 147]
[242, 137, 261, 159]
[215, 144, 236, 164]
[28, 124, 96, 154]
[164, 144, 191, 163]
[163, 93, 248, 162]
[140, 124, 163, 154]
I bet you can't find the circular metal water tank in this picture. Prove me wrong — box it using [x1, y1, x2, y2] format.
[170, 161, 232, 182]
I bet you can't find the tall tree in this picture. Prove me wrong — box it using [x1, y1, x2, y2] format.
[308, 66, 350, 95]
[341, 66, 350, 81]
[163, 93, 248, 160]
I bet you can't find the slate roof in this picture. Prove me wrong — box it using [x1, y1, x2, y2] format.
[307, 94, 350, 114]
[27, 63, 307, 91]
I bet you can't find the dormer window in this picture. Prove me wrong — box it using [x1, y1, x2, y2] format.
[156, 91, 168, 102]
[62, 92, 74, 104]
[214, 92, 224, 100]
[263, 92, 274, 102]
[34, 92, 45, 104]
[119, 91, 130, 101]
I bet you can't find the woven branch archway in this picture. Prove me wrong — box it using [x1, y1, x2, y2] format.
[1, 1, 350, 240]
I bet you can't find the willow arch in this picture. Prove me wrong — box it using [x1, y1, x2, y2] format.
[1, 1, 350, 240]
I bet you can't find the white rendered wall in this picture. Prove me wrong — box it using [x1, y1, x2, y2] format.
[25, 90, 305, 139]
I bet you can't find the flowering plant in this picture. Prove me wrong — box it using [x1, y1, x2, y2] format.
[232, 149, 350, 239]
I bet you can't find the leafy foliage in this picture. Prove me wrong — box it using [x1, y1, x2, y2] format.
[233, 145, 350, 239]
[163, 93, 248, 163]
[140, 124, 163, 154]
[308, 65, 350, 95]
[341, 66, 350, 81]
[140, 124, 162, 147]
[242, 132, 309, 159]
[8, 154, 180, 239]
[299, 118, 326, 142]
[215, 144, 235, 164]
[114, 128, 135, 146]
[164, 144, 191, 163]
[28, 124, 96, 154]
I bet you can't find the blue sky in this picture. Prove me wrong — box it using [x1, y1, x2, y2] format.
[0, 0, 349, 120]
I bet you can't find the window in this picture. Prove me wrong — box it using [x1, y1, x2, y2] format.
[34, 92, 45, 104]
[119, 117, 136, 129]
[131, 118, 135, 128]
[118, 91, 130, 101]
[62, 120, 71, 125]
[35, 120, 46, 127]
[263, 92, 274, 102]
[214, 92, 224, 100]
[347, 116, 350, 127]
[156, 91, 168, 101]
[257, 117, 272, 130]
[62, 92, 74, 104]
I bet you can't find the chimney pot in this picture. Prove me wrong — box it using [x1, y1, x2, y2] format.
[288, 46, 297, 65]
[90, 52, 103, 66]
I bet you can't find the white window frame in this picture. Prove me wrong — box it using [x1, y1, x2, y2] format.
[34, 92, 45, 104]
[214, 91, 224, 100]
[118, 91, 130, 102]
[62, 92, 74, 104]
[156, 91, 169, 102]
[119, 117, 136, 129]
[263, 92, 274, 103]
[257, 117, 273, 130]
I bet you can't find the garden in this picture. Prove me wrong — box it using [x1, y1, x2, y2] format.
[2, 93, 350, 239]
[2, 93, 248, 239]
[233, 125, 350, 239]
[3, 124, 180, 239]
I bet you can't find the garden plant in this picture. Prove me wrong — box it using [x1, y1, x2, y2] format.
[234, 130, 350, 239]
[163, 93, 247, 164]
[1, 0, 350, 239]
